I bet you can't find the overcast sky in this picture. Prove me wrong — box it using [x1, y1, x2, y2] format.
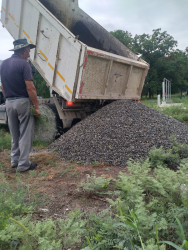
[0, 0, 187, 60]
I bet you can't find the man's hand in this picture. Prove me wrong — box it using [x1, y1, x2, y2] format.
[34, 107, 40, 118]
[1, 84, 6, 99]
[25, 80, 40, 117]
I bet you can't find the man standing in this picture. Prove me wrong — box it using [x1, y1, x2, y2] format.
[0, 38, 40, 172]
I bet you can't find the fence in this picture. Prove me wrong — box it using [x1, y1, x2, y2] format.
[162, 78, 171, 104]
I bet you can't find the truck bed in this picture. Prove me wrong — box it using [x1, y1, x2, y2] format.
[1, 0, 149, 102]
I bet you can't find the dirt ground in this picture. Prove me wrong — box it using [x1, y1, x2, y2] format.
[0, 148, 127, 220]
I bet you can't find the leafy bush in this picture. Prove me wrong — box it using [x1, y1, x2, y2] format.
[79, 171, 113, 194]
[172, 138, 188, 159]
[33, 70, 50, 98]
[0, 212, 86, 250]
[1, 138, 188, 249]
[83, 210, 136, 250]
[82, 157, 188, 249]
[149, 146, 180, 169]
[0, 175, 86, 249]
[0, 175, 40, 249]
[0, 175, 37, 219]
[148, 138, 188, 169]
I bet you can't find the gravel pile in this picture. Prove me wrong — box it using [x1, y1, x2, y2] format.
[50, 100, 188, 166]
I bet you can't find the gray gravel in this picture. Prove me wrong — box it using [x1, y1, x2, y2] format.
[50, 100, 188, 167]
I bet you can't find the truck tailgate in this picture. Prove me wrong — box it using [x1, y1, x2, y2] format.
[77, 47, 148, 100]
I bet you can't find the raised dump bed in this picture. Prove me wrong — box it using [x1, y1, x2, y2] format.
[1, 0, 149, 102]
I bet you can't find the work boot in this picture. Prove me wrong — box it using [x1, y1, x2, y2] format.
[11, 163, 18, 168]
[17, 163, 37, 172]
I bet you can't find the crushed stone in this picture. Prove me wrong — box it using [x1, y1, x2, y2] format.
[50, 100, 188, 167]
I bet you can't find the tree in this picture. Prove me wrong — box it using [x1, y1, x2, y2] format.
[164, 50, 188, 94]
[32, 69, 50, 98]
[132, 29, 178, 97]
[112, 28, 181, 98]
[110, 30, 134, 50]
[133, 28, 177, 57]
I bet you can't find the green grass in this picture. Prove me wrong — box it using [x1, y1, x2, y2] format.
[141, 95, 188, 122]
[0, 130, 11, 150]
[33, 138, 50, 148]
[59, 165, 75, 176]
[0, 129, 50, 151]
[39, 170, 48, 177]
[1, 137, 188, 249]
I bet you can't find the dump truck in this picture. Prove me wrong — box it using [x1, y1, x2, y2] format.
[0, 0, 149, 140]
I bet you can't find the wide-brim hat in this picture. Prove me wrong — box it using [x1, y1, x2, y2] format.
[9, 38, 36, 51]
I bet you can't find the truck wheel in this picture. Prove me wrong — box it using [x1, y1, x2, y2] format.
[34, 104, 63, 143]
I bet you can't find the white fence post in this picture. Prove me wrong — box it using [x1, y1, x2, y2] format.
[157, 94, 160, 106]
[162, 80, 166, 104]
[162, 78, 171, 104]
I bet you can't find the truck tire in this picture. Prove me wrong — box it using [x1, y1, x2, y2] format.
[34, 104, 63, 143]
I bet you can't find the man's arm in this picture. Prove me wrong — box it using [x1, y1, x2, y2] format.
[25, 80, 40, 117]
[1, 84, 6, 99]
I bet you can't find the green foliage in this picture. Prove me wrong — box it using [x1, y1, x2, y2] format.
[172, 138, 188, 159]
[0, 216, 61, 250]
[149, 146, 179, 169]
[59, 165, 75, 176]
[58, 210, 86, 248]
[148, 138, 188, 169]
[111, 28, 188, 97]
[33, 139, 50, 148]
[80, 171, 113, 194]
[1, 133, 188, 249]
[0, 174, 86, 249]
[82, 153, 188, 249]
[161, 218, 188, 250]
[160, 105, 188, 122]
[133, 28, 177, 57]
[110, 30, 134, 50]
[0, 176, 40, 248]
[33, 69, 50, 98]
[29, 170, 38, 177]
[142, 96, 188, 123]
[39, 171, 48, 177]
[0, 211, 86, 250]
[82, 210, 136, 250]
[0, 130, 11, 150]
[0, 176, 36, 220]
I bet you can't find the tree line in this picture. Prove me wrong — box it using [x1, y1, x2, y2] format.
[111, 28, 188, 98]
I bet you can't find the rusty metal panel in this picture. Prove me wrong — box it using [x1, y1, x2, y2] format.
[77, 47, 149, 100]
[105, 61, 130, 96]
[80, 56, 109, 95]
[125, 67, 146, 98]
